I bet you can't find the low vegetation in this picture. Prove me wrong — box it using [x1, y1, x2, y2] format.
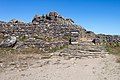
[105, 43, 120, 63]
[48, 44, 69, 53]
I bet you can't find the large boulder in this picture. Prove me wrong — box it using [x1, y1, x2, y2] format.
[0, 36, 17, 48]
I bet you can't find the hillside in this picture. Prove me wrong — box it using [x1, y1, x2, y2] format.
[0, 12, 120, 80]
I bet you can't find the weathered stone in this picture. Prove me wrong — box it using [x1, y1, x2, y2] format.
[0, 11, 119, 51]
[93, 34, 120, 45]
[9, 19, 24, 23]
[0, 36, 17, 48]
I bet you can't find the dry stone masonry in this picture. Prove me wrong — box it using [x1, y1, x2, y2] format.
[0, 12, 119, 52]
[93, 34, 120, 45]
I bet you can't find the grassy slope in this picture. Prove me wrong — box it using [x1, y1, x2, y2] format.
[105, 44, 120, 63]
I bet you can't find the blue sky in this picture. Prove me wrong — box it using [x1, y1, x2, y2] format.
[0, 0, 120, 35]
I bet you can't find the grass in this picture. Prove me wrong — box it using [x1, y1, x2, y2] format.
[20, 47, 43, 54]
[105, 43, 120, 63]
[0, 47, 45, 63]
[116, 58, 120, 63]
[0, 44, 69, 61]
[48, 44, 69, 53]
[105, 43, 120, 55]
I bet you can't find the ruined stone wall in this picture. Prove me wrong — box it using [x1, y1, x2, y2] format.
[0, 12, 119, 50]
[93, 34, 120, 45]
[0, 12, 77, 50]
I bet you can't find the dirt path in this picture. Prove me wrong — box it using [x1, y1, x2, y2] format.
[0, 54, 120, 80]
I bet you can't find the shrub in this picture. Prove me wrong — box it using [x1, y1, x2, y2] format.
[105, 43, 120, 63]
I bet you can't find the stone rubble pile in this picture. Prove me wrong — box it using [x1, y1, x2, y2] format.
[0, 11, 119, 51]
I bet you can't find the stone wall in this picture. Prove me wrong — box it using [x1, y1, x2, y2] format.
[0, 12, 119, 50]
[0, 12, 80, 51]
[93, 34, 120, 45]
